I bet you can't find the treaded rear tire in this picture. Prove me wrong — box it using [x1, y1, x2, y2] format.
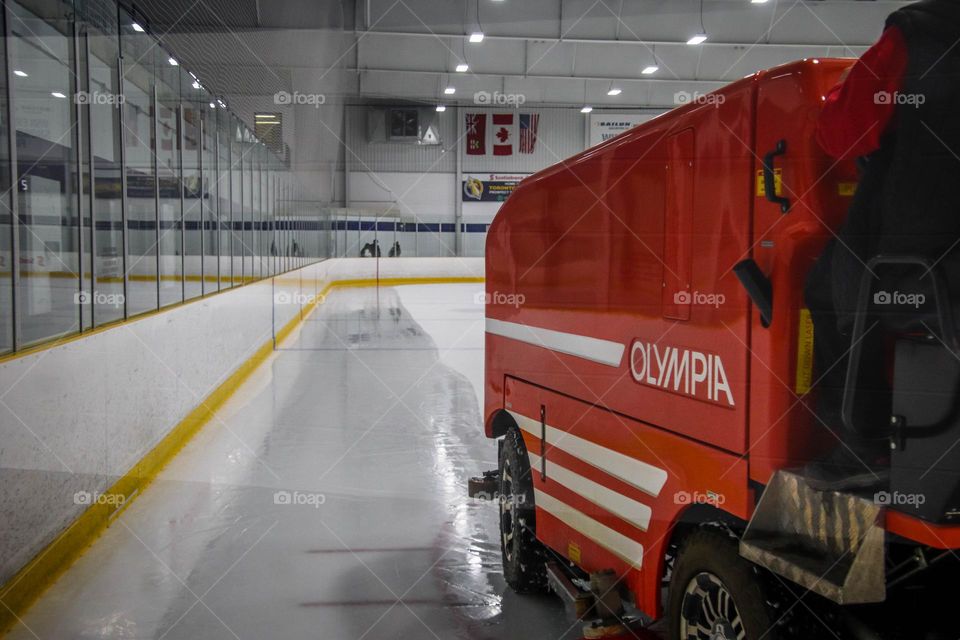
[499, 426, 548, 593]
[668, 528, 779, 640]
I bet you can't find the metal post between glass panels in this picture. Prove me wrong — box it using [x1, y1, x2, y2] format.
[83, 29, 98, 328]
[73, 18, 86, 332]
[3, 2, 20, 351]
[177, 101, 185, 301]
[117, 51, 129, 321]
[198, 113, 204, 292]
[152, 84, 160, 309]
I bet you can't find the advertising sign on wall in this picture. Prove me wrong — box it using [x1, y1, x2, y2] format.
[588, 113, 659, 147]
[462, 173, 530, 202]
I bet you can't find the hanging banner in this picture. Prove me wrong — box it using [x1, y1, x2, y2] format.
[588, 113, 659, 147]
[466, 112, 541, 155]
[462, 173, 529, 202]
[465, 113, 486, 155]
[492, 113, 514, 156]
[519, 113, 539, 154]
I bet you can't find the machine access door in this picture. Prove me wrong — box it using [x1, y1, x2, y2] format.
[747, 59, 860, 481]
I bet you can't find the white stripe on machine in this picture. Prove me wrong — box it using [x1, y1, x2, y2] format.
[535, 489, 644, 568]
[486, 318, 625, 367]
[509, 410, 668, 498]
[528, 452, 652, 531]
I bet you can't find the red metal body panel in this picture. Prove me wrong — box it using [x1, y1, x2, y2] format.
[886, 511, 960, 549]
[505, 378, 749, 617]
[746, 59, 861, 483]
[483, 58, 960, 619]
[486, 77, 755, 453]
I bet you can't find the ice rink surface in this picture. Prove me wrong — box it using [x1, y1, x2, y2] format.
[8, 283, 610, 640]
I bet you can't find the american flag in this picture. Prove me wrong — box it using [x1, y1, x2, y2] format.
[518, 113, 539, 154]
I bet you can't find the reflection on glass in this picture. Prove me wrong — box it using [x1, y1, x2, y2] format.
[10, 0, 79, 345]
[0, 2, 315, 354]
[251, 141, 260, 279]
[280, 174, 288, 273]
[86, 18, 124, 326]
[0, 5, 12, 352]
[266, 154, 275, 276]
[294, 184, 302, 268]
[201, 96, 218, 294]
[217, 107, 231, 288]
[230, 115, 242, 285]
[155, 50, 182, 307]
[121, 15, 157, 316]
[241, 126, 252, 281]
[181, 68, 201, 300]
[276, 174, 284, 273]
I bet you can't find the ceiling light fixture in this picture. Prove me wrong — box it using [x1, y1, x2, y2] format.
[607, 88, 622, 96]
[13, 70, 27, 77]
[469, 32, 484, 43]
[455, 63, 469, 72]
[168, 57, 178, 66]
[581, 106, 593, 113]
[642, 65, 659, 75]
[436, 105, 447, 112]
[131, 22, 144, 32]
[444, 86, 456, 94]
[689, 0, 708, 45]
[51, 92, 66, 99]
[209, 102, 216, 108]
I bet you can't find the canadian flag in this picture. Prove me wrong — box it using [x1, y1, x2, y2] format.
[492, 113, 514, 156]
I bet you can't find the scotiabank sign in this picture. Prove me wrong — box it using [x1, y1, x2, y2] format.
[630, 340, 735, 407]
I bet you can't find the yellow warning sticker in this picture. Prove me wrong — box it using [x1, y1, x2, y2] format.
[568, 542, 581, 564]
[756, 168, 783, 197]
[796, 308, 815, 395]
[838, 182, 857, 197]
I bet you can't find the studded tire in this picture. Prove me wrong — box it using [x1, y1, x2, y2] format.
[668, 529, 779, 640]
[498, 426, 548, 593]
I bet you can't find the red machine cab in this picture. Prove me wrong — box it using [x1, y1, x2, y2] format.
[480, 59, 960, 639]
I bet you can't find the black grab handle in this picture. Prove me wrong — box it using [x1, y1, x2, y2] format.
[763, 139, 790, 214]
[733, 258, 773, 327]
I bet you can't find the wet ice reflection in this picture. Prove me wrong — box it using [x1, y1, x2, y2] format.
[9, 284, 582, 640]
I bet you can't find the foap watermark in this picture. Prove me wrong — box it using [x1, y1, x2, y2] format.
[74, 490, 126, 507]
[474, 90, 526, 106]
[874, 491, 926, 507]
[873, 290, 926, 309]
[274, 91, 325, 107]
[274, 291, 325, 306]
[74, 290, 125, 307]
[674, 290, 726, 308]
[874, 91, 925, 108]
[75, 90, 124, 105]
[273, 490, 326, 508]
[674, 91, 726, 106]
[472, 491, 527, 507]
[474, 290, 525, 308]
[674, 490, 726, 506]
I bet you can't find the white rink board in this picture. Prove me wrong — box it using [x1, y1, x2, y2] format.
[0, 257, 483, 585]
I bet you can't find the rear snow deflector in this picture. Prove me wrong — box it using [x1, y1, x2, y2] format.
[740, 470, 885, 604]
